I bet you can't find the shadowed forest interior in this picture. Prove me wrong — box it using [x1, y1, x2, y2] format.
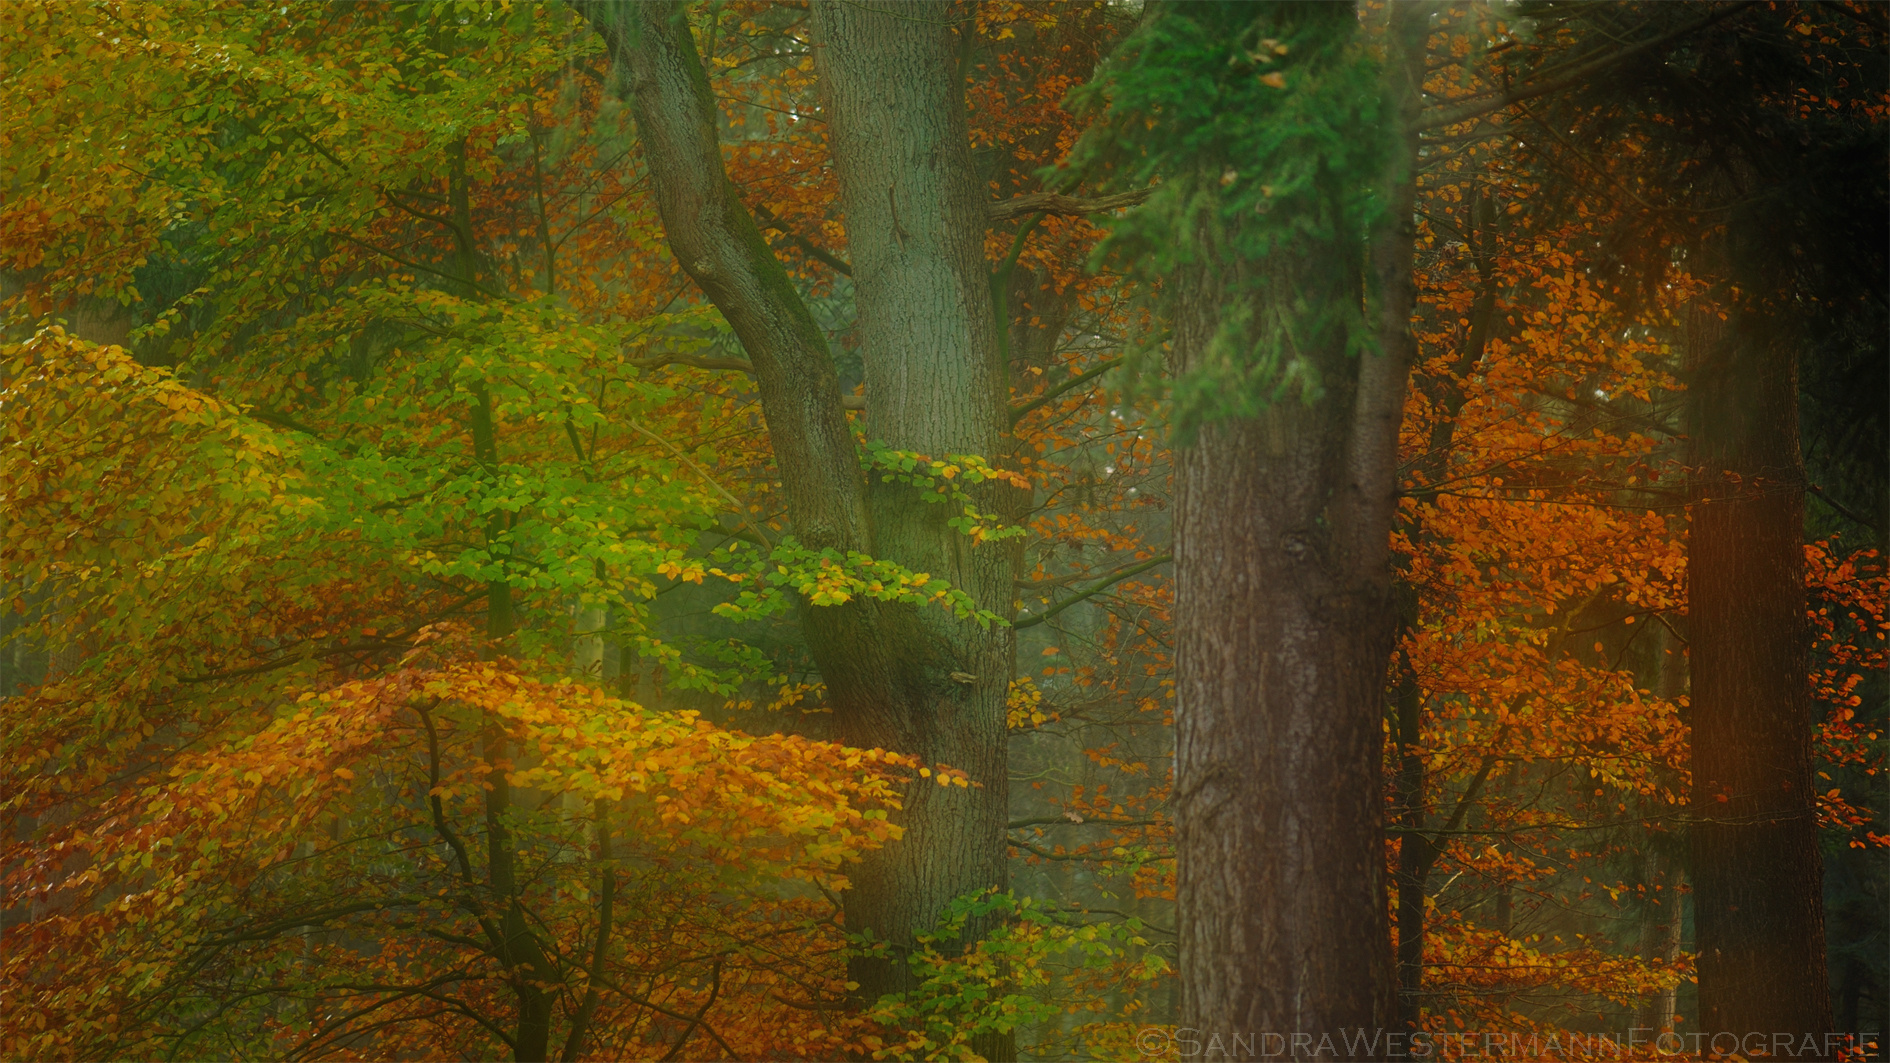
[2, 2, 1885, 1061]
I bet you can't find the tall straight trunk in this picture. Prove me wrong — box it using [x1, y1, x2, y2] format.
[1392, 197, 1501, 1026]
[453, 143, 558, 1063]
[473, 383, 555, 1063]
[1686, 304, 1833, 1041]
[1638, 603, 1688, 1037]
[1391, 658, 1428, 1021]
[1170, 5, 1426, 1052]
[1637, 846, 1684, 1035]
[807, 0, 1015, 1036]
[1172, 254, 1402, 1059]
[581, 3, 1016, 1049]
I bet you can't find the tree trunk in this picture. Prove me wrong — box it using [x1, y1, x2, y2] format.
[1392, 651, 1428, 1025]
[582, 4, 1017, 1051]
[1637, 846, 1684, 1036]
[1171, 275, 1399, 1055]
[1686, 303, 1833, 1042]
[1169, 6, 1425, 1052]
[1392, 191, 1501, 1031]
[1637, 605, 1689, 1038]
[807, 2, 1015, 1045]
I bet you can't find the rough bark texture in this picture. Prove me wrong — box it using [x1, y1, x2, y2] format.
[582, 3, 1016, 1051]
[1685, 305, 1833, 1043]
[808, 2, 1015, 1032]
[1171, 290, 1397, 1053]
[1391, 661, 1427, 1022]
[1170, 6, 1425, 1051]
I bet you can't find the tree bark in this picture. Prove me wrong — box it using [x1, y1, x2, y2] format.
[581, 4, 1017, 1051]
[579, 3, 867, 556]
[1171, 264, 1398, 1056]
[807, 4, 1015, 1047]
[1685, 303, 1833, 1043]
[1637, 847, 1684, 1036]
[1391, 657, 1428, 1024]
[1169, 5, 1425, 1053]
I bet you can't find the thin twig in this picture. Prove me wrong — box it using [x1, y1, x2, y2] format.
[1418, 3, 1762, 131]
[988, 187, 1155, 223]
[628, 421, 772, 551]
[1010, 357, 1124, 426]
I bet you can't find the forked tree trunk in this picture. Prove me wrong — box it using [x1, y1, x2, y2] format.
[581, 4, 1017, 1054]
[1685, 304, 1833, 1043]
[1168, 4, 1426, 1053]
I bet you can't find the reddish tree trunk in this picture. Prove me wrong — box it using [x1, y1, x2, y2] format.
[1686, 305, 1833, 1044]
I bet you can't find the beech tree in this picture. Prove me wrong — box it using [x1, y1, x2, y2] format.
[6, 2, 1884, 1059]
[578, 6, 1024, 1054]
[0, 8, 923, 1059]
[4, 4, 1171, 1058]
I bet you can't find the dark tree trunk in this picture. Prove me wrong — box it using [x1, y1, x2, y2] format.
[1169, 5, 1426, 1053]
[1686, 304, 1833, 1043]
[581, 5, 1018, 1054]
[1391, 192, 1501, 1030]
[1392, 660, 1428, 1023]
[1172, 355, 1399, 1053]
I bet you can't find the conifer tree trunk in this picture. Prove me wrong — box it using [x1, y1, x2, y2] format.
[1685, 305, 1833, 1043]
[1166, 4, 1427, 1052]
[1171, 223, 1401, 1063]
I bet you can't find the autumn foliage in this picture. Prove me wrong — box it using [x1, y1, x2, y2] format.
[2, 2, 1885, 1061]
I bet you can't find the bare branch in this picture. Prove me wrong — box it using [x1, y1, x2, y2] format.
[1418, 2, 1762, 132]
[625, 351, 757, 373]
[1809, 483, 1883, 535]
[1015, 554, 1172, 630]
[751, 202, 853, 276]
[988, 187, 1155, 223]
[1010, 357, 1123, 426]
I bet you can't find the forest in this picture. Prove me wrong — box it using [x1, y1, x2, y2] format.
[0, 2, 1884, 1061]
